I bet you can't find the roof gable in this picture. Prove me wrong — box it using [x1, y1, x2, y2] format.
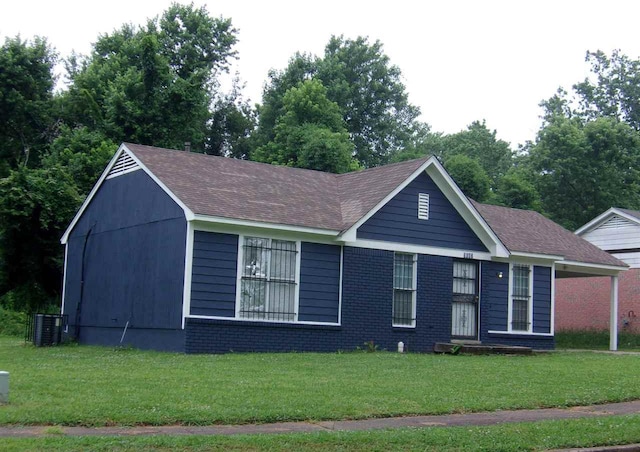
[575, 207, 640, 236]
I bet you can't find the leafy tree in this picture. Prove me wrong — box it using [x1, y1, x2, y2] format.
[444, 154, 491, 202]
[253, 79, 356, 173]
[440, 121, 513, 189]
[61, 3, 238, 151]
[255, 36, 426, 167]
[529, 115, 640, 229]
[0, 36, 57, 174]
[0, 165, 81, 311]
[573, 50, 640, 130]
[493, 167, 542, 211]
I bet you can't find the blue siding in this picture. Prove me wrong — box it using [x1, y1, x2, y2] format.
[190, 231, 238, 317]
[186, 246, 455, 353]
[357, 172, 487, 252]
[533, 266, 552, 334]
[62, 169, 186, 350]
[481, 262, 510, 333]
[299, 243, 341, 323]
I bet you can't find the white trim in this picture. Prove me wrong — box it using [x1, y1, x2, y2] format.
[338, 246, 344, 325]
[342, 239, 494, 261]
[477, 261, 482, 341]
[575, 207, 640, 235]
[192, 214, 340, 237]
[418, 193, 429, 220]
[550, 262, 556, 335]
[60, 243, 69, 315]
[181, 222, 195, 329]
[185, 314, 340, 327]
[508, 251, 564, 262]
[610, 275, 619, 351]
[487, 330, 554, 337]
[508, 262, 533, 334]
[235, 235, 302, 323]
[392, 252, 417, 328]
[555, 259, 628, 276]
[61, 143, 195, 244]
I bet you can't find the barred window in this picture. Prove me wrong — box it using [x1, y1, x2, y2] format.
[393, 253, 416, 327]
[240, 237, 297, 321]
[511, 264, 530, 331]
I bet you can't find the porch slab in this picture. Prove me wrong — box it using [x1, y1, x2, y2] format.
[434, 342, 533, 355]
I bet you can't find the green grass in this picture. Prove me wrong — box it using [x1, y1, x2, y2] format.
[2, 416, 640, 451]
[2, 336, 640, 428]
[555, 330, 640, 350]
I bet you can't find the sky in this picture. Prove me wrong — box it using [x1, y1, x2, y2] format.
[2, 0, 640, 148]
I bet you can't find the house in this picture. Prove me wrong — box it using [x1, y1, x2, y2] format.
[60, 143, 626, 353]
[556, 208, 640, 334]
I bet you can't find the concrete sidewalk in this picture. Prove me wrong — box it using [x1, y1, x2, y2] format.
[1, 400, 640, 438]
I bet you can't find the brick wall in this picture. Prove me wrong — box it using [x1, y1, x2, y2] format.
[556, 269, 640, 333]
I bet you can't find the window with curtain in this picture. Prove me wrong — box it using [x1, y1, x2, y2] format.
[240, 237, 297, 321]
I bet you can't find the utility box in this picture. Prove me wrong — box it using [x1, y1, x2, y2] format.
[30, 314, 64, 346]
[0, 371, 8, 403]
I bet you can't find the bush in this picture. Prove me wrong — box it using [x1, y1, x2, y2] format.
[0, 306, 27, 337]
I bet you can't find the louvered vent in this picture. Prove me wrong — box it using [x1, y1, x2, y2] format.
[599, 215, 633, 230]
[418, 193, 430, 220]
[106, 151, 140, 179]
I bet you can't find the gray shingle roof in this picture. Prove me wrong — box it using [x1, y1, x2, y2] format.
[472, 202, 625, 267]
[124, 143, 625, 268]
[125, 143, 428, 232]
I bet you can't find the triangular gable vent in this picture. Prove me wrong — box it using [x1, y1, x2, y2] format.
[106, 151, 140, 179]
[599, 215, 635, 230]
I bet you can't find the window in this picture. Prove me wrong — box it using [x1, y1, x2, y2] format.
[511, 264, 531, 331]
[239, 237, 298, 321]
[393, 253, 416, 327]
[418, 193, 429, 220]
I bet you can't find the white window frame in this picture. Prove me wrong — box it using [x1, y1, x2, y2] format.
[507, 263, 534, 333]
[235, 235, 301, 323]
[392, 252, 417, 328]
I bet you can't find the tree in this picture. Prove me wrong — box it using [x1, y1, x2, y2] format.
[444, 154, 491, 202]
[0, 165, 81, 311]
[493, 167, 542, 211]
[440, 121, 513, 189]
[529, 115, 640, 229]
[252, 79, 356, 173]
[573, 50, 640, 130]
[255, 36, 427, 168]
[61, 3, 238, 151]
[0, 36, 57, 174]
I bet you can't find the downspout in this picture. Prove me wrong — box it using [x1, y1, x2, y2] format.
[75, 223, 95, 341]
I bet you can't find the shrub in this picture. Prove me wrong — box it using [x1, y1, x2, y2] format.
[0, 306, 27, 337]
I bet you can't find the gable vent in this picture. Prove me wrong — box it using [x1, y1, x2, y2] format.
[106, 151, 140, 179]
[599, 215, 634, 230]
[418, 193, 430, 220]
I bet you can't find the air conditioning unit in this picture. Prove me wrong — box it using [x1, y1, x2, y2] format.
[31, 314, 64, 346]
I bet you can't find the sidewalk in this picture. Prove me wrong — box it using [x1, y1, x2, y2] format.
[1, 400, 640, 438]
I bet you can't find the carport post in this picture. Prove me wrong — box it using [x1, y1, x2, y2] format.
[610, 275, 619, 351]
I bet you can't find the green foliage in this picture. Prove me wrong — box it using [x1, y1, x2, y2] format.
[443, 154, 491, 202]
[0, 165, 81, 311]
[0, 36, 57, 173]
[493, 167, 542, 211]
[0, 306, 27, 336]
[529, 115, 640, 229]
[255, 36, 427, 168]
[253, 79, 356, 173]
[61, 3, 239, 151]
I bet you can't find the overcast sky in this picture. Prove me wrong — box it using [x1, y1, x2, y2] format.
[2, 0, 640, 147]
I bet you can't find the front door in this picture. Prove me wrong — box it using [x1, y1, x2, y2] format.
[451, 261, 479, 340]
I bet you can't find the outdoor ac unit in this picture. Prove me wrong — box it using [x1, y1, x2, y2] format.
[32, 314, 64, 346]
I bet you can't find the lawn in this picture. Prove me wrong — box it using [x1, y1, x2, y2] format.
[1, 336, 640, 429]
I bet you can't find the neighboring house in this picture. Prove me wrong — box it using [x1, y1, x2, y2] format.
[556, 208, 640, 333]
[60, 143, 626, 353]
